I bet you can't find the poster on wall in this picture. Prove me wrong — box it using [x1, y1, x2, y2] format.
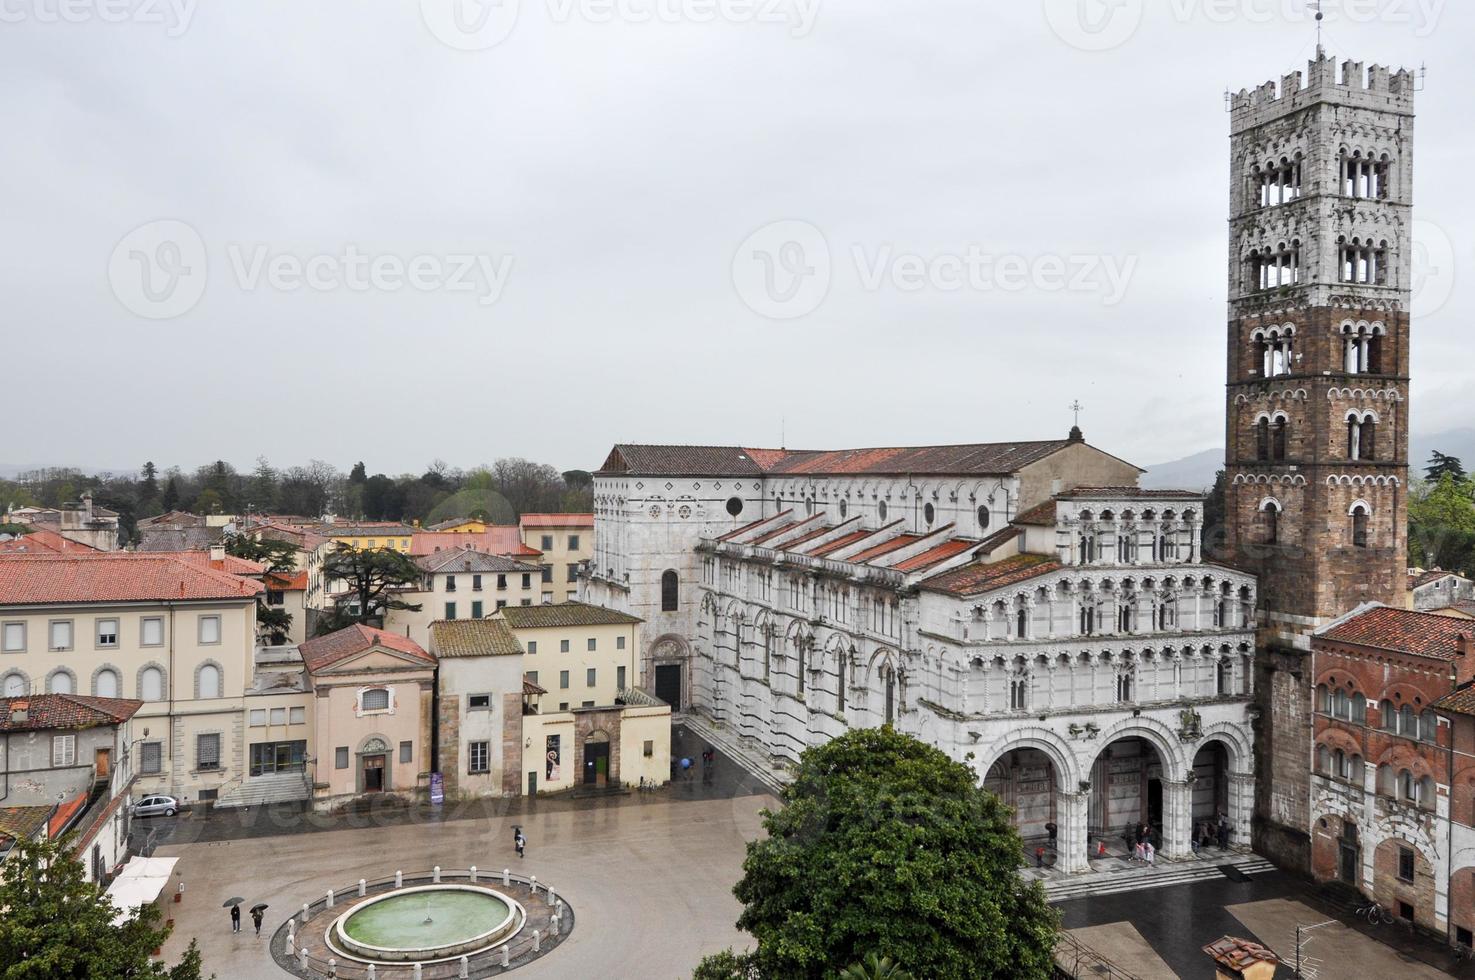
[546, 735, 561, 782]
[430, 771, 444, 805]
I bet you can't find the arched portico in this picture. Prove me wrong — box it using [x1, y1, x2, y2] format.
[1191, 729, 1254, 850]
[980, 730, 1089, 873]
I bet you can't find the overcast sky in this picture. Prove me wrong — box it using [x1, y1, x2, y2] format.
[1, 1, 1467, 477]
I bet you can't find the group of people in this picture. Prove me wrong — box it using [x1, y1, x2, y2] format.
[1125, 822, 1158, 865]
[1191, 813, 1232, 854]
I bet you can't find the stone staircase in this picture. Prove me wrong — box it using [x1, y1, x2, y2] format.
[1041, 852, 1276, 903]
[212, 772, 311, 809]
[679, 715, 790, 797]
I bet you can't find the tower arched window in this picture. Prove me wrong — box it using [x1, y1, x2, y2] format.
[1255, 417, 1271, 461]
[1272, 416, 1288, 461]
[1338, 236, 1388, 285]
[1259, 499, 1282, 545]
[1350, 504, 1370, 549]
[1341, 150, 1390, 200]
[1347, 413, 1377, 461]
[660, 569, 679, 611]
[1254, 154, 1303, 207]
[1343, 322, 1385, 374]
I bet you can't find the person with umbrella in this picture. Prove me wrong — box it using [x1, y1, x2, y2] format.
[250, 903, 268, 937]
[223, 896, 243, 933]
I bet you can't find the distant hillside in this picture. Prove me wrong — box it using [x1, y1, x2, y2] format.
[1141, 429, 1475, 492]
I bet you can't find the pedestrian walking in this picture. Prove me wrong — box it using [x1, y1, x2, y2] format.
[515, 831, 526, 860]
[1144, 840, 1156, 866]
[251, 907, 264, 937]
[1035, 846, 1045, 868]
[230, 904, 241, 934]
[1217, 819, 1230, 850]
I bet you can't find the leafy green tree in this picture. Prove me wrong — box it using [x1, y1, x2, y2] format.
[1426, 451, 1467, 483]
[700, 727, 1058, 980]
[139, 461, 160, 504]
[257, 605, 294, 645]
[349, 461, 368, 484]
[318, 546, 423, 632]
[1409, 474, 1475, 573]
[0, 834, 207, 980]
[246, 457, 279, 513]
[1200, 468, 1227, 560]
[161, 476, 180, 512]
[692, 949, 762, 979]
[225, 535, 300, 572]
[839, 954, 915, 980]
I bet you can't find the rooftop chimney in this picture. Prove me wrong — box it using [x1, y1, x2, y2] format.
[209, 543, 226, 563]
[10, 700, 29, 724]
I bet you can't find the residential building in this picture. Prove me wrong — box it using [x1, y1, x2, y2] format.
[299, 625, 436, 809]
[135, 511, 222, 553]
[0, 527, 101, 555]
[385, 548, 541, 646]
[1308, 604, 1475, 939]
[429, 619, 527, 798]
[496, 602, 643, 713]
[425, 518, 492, 533]
[0, 553, 261, 806]
[1219, 52, 1417, 870]
[411, 527, 540, 561]
[519, 514, 593, 603]
[10, 494, 121, 552]
[262, 570, 310, 645]
[1410, 569, 1474, 612]
[321, 521, 417, 554]
[0, 693, 142, 883]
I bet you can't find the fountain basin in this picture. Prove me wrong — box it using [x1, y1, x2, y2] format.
[331, 884, 524, 963]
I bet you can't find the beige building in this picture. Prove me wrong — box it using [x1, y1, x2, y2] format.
[385, 548, 541, 647]
[520, 514, 593, 604]
[0, 553, 262, 806]
[429, 619, 528, 799]
[496, 602, 642, 713]
[299, 625, 436, 809]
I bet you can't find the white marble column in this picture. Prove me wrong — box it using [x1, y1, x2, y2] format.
[1228, 772, 1255, 848]
[1056, 790, 1090, 874]
[1161, 778, 1194, 860]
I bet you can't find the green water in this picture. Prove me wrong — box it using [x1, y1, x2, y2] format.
[343, 890, 510, 949]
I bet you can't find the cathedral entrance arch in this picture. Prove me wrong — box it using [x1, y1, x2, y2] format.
[1088, 737, 1164, 844]
[647, 633, 689, 711]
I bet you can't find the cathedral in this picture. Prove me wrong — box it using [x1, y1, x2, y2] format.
[583, 49, 1415, 878]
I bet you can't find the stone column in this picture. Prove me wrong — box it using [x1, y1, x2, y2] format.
[1056, 790, 1090, 874]
[1228, 772, 1255, 847]
[1160, 778, 1194, 860]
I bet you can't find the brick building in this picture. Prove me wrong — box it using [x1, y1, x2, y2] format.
[1219, 50, 1416, 869]
[1308, 605, 1475, 938]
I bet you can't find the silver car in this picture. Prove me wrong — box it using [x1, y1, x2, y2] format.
[132, 794, 179, 818]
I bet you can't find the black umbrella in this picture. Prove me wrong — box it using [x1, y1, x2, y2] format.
[222, 897, 244, 908]
[250, 903, 269, 913]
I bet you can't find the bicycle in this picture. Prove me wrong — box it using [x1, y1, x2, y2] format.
[1355, 901, 1395, 925]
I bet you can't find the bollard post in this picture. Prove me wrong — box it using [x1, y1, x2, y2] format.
[301, 903, 310, 923]
[286, 935, 295, 957]
[327, 957, 337, 978]
[367, 966, 376, 980]
[358, 879, 366, 897]
[298, 948, 309, 970]
[433, 865, 441, 884]
[548, 886, 556, 906]
[469, 865, 477, 883]
[556, 899, 565, 917]
[529, 875, 537, 895]
[533, 929, 541, 953]
[503, 868, 510, 886]
[326, 889, 335, 909]
[287, 918, 295, 938]
[459, 954, 469, 978]
[395, 870, 403, 889]
[413, 963, 423, 980]
[501, 944, 510, 967]
[550, 913, 559, 937]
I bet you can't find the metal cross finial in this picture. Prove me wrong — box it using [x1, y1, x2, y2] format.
[1069, 401, 1084, 427]
[1309, 0, 1324, 56]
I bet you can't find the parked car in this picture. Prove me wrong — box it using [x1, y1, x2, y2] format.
[132, 795, 179, 818]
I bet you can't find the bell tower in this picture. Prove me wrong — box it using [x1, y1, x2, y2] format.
[1224, 51, 1414, 651]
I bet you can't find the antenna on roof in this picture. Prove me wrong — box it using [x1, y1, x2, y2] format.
[781, 416, 786, 450]
[1308, 0, 1323, 58]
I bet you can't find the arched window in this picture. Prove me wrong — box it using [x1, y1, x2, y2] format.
[839, 499, 847, 519]
[1420, 709, 1437, 742]
[1376, 763, 1395, 796]
[1255, 417, 1271, 461]
[1351, 505, 1370, 549]
[878, 501, 888, 522]
[1333, 748, 1346, 778]
[47, 670, 74, 695]
[1009, 676, 1028, 710]
[1379, 699, 1396, 731]
[1343, 322, 1385, 374]
[1398, 703, 1416, 737]
[661, 569, 679, 612]
[3, 672, 27, 697]
[198, 663, 222, 699]
[94, 668, 120, 699]
[1333, 688, 1350, 720]
[1260, 499, 1281, 545]
[1316, 684, 1330, 713]
[1418, 775, 1436, 809]
[140, 666, 164, 701]
[1399, 768, 1416, 801]
[1015, 607, 1027, 639]
[1351, 694, 1367, 725]
[1272, 416, 1288, 461]
[361, 687, 390, 711]
[923, 502, 935, 525]
[977, 505, 990, 530]
[1316, 744, 1330, 773]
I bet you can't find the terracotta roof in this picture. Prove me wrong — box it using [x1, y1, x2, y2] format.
[0, 694, 143, 732]
[430, 619, 523, 658]
[523, 676, 547, 696]
[0, 806, 52, 843]
[596, 439, 1107, 477]
[1434, 683, 1475, 717]
[919, 553, 1062, 597]
[265, 570, 309, 591]
[1013, 500, 1057, 526]
[48, 791, 89, 837]
[0, 528, 101, 555]
[415, 548, 540, 574]
[411, 529, 540, 558]
[1202, 936, 1279, 969]
[976, 525, 1023, 553]
[153, 550, 265, 576]
[806, 528, 875, 558]
[1317, 605, 1475, 662]
[518, 513, 594, 529]
[893, 538, 976, 573]
[751, 522, 801, 545]
[718, 513, 785, 543]
[136, 511, 205, 528]
[299, 624, 435, 673]
[135, 526, 224, 551]
[775, 524, 835, 550]
[1412, 569, 1466, 589]
[498, 602, 642, 630]
[848, 534, 921, 564]
[0, 554, 262, 605]
[323, 523, 417, 538]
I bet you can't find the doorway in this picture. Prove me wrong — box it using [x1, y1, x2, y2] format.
[95, 748, 111, 780]
[363, 754, 386, 792]
[583, 737, 610, 786]
[655, 664, 682, 710]
[1340, 821, 1360, 884]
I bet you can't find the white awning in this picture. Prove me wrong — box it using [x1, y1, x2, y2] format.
[104, 856, 179, 925]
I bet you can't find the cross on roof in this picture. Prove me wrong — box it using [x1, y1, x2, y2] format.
[1069, 401, 1084, 427]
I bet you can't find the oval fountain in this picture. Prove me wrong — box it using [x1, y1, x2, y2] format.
[327, 884, 526, 964]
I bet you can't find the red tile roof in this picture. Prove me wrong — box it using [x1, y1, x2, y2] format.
[775, 524, 835, 550]
[1318, 606, 1475, 662]
[751, 522, 801, 545]
[48, 790, 89, 837]
[717, 513, 786, 543]
[806, 529, 874, 558]
[0, 554, 263, 605]
[411, 529, 540, 558]
[893, 538, 977, 573]
[919, 553, 1061, 597]
[848, 534, 921, 564]
[299, 624, 435, 673]
[152, 550, 266, 576]
[0, 528, 100, 555]
[1013, 500, 1057, 526]
[518, 513, 594, 529]
[265, 570, 309, 591]
[0, 694, 143, 732]
[1434, 684, 1475, 717]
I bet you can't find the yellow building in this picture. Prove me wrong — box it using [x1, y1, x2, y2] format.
[519, 514, 594, 604]
[425, 518, 490, 534]
[496, 602, 642, 713]
[321, 522, 417, 553]
[384, 548, 541, 647]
